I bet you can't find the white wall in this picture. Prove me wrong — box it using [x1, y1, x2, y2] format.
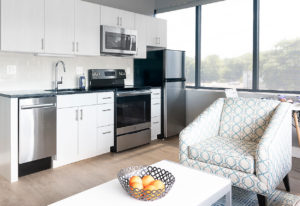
[84, 0, 156, 15]
[186, 89, 300, 149]
[0, 52, 133, 91]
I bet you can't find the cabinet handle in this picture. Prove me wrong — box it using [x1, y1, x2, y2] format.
[120, 17, 122, 27]
[102, 131, 112, 135]
[158, 37, 161, 45]
[153, 93, 160, 95]
[153, 103, 160, 105]
[72, 42, 75, 52]
[80, 109, 83, 120]
[76, 110, 79, 121]
[153, 121, 159, 124]
[102, 109, 111, 112]
[76, 42, 79, 52]
[41, 38, 44, 50]
[117, 16, 120, 26]
[102, 97, 112, 100]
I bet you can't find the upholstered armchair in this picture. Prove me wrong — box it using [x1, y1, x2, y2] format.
[179, 98, 292, 206]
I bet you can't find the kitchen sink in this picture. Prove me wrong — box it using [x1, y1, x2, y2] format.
[45, 89, 83, 93]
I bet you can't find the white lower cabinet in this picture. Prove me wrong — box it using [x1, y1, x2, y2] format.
[78, 105, 97, 159]
[54, 92, 114, 168]
[54, 107, 79, 168]
[97, 125, 114, 154]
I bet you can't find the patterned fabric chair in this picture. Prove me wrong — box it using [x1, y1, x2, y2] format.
[179, 98, 292, 206]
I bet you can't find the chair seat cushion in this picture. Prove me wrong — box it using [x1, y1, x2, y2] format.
[188, 136, 257, 174]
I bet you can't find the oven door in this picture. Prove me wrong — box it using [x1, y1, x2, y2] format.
[116, 90, 151, 135]
[101, 25, 137, 55]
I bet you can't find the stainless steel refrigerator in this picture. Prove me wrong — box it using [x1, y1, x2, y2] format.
[134, 49, 186, 138]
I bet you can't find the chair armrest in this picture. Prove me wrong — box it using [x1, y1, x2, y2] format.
[179, 98, 225, 163]
[256, 102, 292, 192]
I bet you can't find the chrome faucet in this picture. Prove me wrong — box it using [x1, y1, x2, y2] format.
[54, 60, 66, 91]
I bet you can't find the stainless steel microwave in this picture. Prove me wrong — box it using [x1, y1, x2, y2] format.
[100, 25, 137, 55]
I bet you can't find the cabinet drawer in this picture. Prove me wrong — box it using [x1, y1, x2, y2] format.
[97, 125, 114, 154]
[151, 89, 161, 99]
[97, 92, 114, 104]
[151, 116, 161, 140]
[151, 99, 161, 117]
[97, 104, 114, 127]
[57, 93, 97, 108]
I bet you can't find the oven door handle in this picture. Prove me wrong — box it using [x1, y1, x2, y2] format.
[116, 90, 151, 97]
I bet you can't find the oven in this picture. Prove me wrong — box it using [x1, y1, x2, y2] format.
[116, 90, 151, 152]
[100, 25, 137, 55]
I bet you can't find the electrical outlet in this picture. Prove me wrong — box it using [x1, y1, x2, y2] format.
[7, 65, 17, 75]
[76, 66, 83, 75]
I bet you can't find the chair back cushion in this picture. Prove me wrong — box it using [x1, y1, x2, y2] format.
[219, 98, 280, 142]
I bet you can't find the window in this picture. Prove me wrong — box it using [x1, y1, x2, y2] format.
[157, 8, 196, 86]
[201, 0, 253, 89]
[259, 0, 300, 91]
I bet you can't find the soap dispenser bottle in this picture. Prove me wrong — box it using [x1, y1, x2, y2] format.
[79, 73, 86, 90]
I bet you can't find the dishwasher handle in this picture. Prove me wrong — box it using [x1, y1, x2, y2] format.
[21, 103, 56, 110]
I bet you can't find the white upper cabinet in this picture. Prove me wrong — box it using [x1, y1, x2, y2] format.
[75, 0, 100, 56]
[147, 17, 167, 48]
[44, 0, 75, 54]
[135, 14, 147, 59]
[100, 5, 135, 29]
[0, 0, 44, 53]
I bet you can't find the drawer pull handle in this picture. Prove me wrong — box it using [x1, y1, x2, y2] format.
[153, 93, 160, 95]
[102, 131, 111, 135]
[103, 97, 112, 100]
[153, 103, 160, 105]
[153, 121, 159, 124]
[102, 109, 111, 112]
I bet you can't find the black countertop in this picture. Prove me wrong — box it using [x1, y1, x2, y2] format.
[0, 86, 161, 98]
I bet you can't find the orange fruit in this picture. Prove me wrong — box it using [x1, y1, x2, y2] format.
[130, 182, 143, 190]
[144, 185, 156, 191]
[142, 175, 154, 187]
[151, 180, 165, 190]
[129, 176, 142, 186]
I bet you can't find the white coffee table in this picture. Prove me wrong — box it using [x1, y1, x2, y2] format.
[49, 160, 232, 206]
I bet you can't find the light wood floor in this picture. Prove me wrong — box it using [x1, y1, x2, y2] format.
[0, 136, 300, 206]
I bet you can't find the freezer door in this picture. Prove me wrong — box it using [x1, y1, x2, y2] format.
[164, 81, 186, 138]
[164, 50, 185, 79]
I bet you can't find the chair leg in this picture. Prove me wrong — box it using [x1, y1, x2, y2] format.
[283, 174, 290, 192]
[257, 194, 267, 206]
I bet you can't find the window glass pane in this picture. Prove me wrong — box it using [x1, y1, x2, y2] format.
[259, 0, 300, 91]
[201, 0, 253, 88]
[157, 8, 196, 86]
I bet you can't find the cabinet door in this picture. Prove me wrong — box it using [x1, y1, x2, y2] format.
[75, 0, 100, 56]
[135, 14, 147, 59]
[0, 0, 44, 53]
[97, 104, 114, 127]
[55, 107, 78, 167]
[45, 0, 75, 54]
[146, 17, 167, 48]
[158, 19, 167, 48]
[78, 105, 97, 158]
[100, 6, 135, 29]
[146, 16, 158, 47]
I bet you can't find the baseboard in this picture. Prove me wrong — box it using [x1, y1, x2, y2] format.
[292, 146, 300, 158]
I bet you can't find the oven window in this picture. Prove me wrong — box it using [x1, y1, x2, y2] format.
[117, 95, 150, 128]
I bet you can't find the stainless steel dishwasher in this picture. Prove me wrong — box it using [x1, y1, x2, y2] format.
[19, 96, 56, 164]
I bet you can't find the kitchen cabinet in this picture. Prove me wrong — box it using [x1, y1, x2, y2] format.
[97, 125, 114, 154]
[135, 14, 147, 59]
[147, 17, 167, 48]
[0, 0, 44, 53]
[44, 0, 75, 54]
[75, 0, 100, 56]
[55, 107, 79, 167]
[100, 5, 135, 29]
[151, 88, 162, 140]
[78, 105, 97, 159]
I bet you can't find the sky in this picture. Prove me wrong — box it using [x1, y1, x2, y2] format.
[157, 0, 300, 59]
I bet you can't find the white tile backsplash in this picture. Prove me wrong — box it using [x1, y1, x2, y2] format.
[0, 52, 133, 91]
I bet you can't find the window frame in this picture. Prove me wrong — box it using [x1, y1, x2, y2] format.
[180, 0, 300, 94]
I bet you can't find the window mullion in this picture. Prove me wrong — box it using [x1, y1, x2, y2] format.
[195, 6, 201, 87]
[253, 0, 260, 91]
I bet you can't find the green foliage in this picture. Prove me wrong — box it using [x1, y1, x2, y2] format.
[185, 38, 300, 90]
